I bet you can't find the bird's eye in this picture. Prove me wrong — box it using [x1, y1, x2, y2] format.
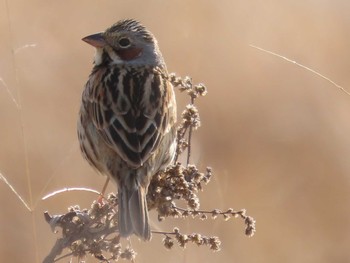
[118, 38, 131, 48]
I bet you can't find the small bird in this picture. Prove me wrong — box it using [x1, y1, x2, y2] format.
[78, 19, 177, 240]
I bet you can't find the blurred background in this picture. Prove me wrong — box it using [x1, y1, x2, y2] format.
[1, 0, 350, 262]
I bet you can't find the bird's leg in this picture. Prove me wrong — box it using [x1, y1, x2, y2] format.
[98, 177, 110, 204]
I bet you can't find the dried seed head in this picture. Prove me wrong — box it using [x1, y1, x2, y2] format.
[223, 214, 230, 221]
[190, 233, 204, 246]
[173, 227, 180, 234]
[211, 209, 221, 219]
[163, 236, 174, 250]
[194, 83, 207, 96]
[109, 244, 122, 256]
[120, 247, 136, 261]
[208, 237, 221, 251]
[181, 105, 201, 130]
[182, 209, 190, 217]
[176, 234, 189, 248]
[245, 216, 256, 237]
[68, 205, 80, 212]
[226, 208, 234, 214]
[200, 214, 208, 220]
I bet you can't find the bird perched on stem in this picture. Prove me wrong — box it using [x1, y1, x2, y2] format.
[78, 19, 177, 241]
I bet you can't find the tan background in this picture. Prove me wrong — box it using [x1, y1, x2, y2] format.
[1, 0, 350, 262]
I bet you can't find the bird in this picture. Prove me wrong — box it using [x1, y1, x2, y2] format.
[77, 19, 177, 241]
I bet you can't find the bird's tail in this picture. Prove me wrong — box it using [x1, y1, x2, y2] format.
[118, 184, 151, 241]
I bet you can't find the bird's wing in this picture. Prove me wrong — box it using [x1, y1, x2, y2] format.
[86, 66, 175, 168]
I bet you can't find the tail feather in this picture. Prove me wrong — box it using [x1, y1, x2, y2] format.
[118, 186, 151, 240]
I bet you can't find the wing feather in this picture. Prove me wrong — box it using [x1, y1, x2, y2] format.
[85, 66, 174, 168]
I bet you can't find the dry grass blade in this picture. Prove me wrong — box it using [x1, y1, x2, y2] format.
[250, 44, 350, 96]
[42, 187, 101, 200]
[0, 171, 32, 211]
[0, 77, 20, 109]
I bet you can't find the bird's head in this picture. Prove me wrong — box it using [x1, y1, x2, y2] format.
[83, 19, 165, 67]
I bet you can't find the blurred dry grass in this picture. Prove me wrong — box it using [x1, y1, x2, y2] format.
[1, 0, 350, 262]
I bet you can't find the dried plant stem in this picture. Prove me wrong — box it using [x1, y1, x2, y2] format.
[173, 205, 246, 218]
[53, 252, 75, 263]
[186, 96, 195, 166]
[152, 230, 177, 236]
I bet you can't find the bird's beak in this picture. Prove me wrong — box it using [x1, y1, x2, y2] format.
[82, 32, 106, 48]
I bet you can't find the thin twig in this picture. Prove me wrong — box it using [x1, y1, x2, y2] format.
[152, 230, 177, 236]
